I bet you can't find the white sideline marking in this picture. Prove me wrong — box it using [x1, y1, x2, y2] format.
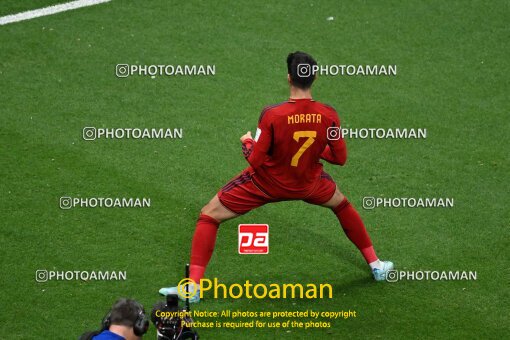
[0, 0, 111, 26]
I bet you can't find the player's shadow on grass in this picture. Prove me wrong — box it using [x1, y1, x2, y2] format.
[329, 276, 375, 295]
[288, 225, 374, 292]
[294, 225, 367, 267]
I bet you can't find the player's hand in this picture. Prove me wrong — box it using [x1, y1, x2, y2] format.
[240, 131, 253, 143]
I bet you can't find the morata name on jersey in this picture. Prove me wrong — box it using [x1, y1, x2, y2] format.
[288, 113, 322, 125]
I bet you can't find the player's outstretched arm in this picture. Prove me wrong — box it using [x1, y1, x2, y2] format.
[321, 139, 347, 165]
[321, 110, 347, 165]
[240, 129, 270, 170]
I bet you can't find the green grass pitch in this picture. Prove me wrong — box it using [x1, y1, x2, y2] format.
[0, 0, 508, 339]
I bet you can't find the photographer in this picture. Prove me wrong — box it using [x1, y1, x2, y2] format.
[80, 298, 149, 340]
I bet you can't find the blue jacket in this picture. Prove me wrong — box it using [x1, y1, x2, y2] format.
[92, 330, 125, 340]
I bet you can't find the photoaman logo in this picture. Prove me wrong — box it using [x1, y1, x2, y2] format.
[238, 224, 269, 254]
[177, 278, 333, 300]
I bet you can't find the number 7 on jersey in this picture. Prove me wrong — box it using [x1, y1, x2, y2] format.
[291, 131, 317, 167]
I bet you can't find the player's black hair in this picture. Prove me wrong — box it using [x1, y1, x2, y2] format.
[109, 298, 143, 327]
[286, 51, 317, 89]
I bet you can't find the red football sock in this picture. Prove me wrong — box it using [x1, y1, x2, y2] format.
[189, 214, 220, 283]
[333, 198, 378, 264]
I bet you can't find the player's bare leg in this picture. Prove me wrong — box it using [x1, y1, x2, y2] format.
[321, 187, 394, 281]
[186, 195, 238, 286]
[200, 195, 239, 222]
[321, 187, 346, 208]
[159, 195, 239, 300]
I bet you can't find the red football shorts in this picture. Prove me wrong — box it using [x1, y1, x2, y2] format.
[217, 169, 337, 215]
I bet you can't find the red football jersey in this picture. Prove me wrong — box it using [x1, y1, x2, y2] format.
[242, 98, 347, 198]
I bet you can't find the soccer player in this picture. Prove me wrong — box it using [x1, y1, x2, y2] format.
[160, 52, 393, 301]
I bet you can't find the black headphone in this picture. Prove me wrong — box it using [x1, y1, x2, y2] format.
[102, 300, 149, 336]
